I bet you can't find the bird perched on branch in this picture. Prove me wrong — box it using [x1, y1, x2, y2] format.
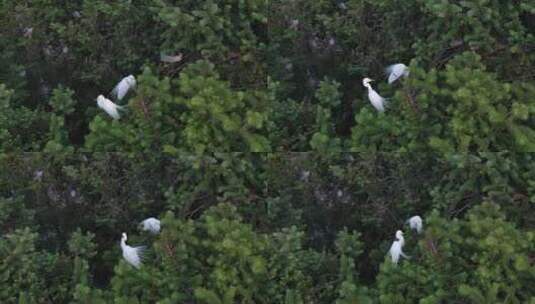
[120, 232, 145, 269]
[160, 53, 183, 63]
[362, 77, 387, 112]
[139, 217, 161, 234]
[389, 230, 410, 265]
[407, 215, 423, 234]
[112, 75, 136, 101]
[385, 63, 409, 84]
[96, 95, 124, 119]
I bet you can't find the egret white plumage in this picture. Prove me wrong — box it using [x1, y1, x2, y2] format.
[335, 0, 347, 10]
[385, 63, 409, 84]
[120, 233, 145, 269]
[140, 217, 161, 234]
[389, 230, 410, 265]
[34, 170, 44, 181]
[300, 170, 311, 182]
[362, 77, 387, 112]
[289, 19, 299, 30]
[112, 75, 136, 100]
[96, 95, 123, 119]
[160, 53, 183, 63]
[23, 27, 33, 38]
[407, 215, 423, 234]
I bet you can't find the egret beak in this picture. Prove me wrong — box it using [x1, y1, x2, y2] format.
[370, 79, 375, 82]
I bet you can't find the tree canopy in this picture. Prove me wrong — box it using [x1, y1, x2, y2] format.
[0, 0, 534, 303]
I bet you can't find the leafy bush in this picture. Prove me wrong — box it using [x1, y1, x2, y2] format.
[0, 0, 533, 302]
[377, 202, 534, 303]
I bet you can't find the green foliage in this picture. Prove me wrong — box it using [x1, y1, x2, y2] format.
[0, 228, 44, 303]
[0, 153, 534, 302]
[0, 195, 35, 231]
[154, 0, 267, 59]
[1, 0, 533, 151]
[351, 53, 535, 151]
[85, 62, 271, 152]
[45, 86, 76, 153]
[0, 0, 534, 302]
[377, 202, 534, 303]
[430, 153, 535, 227]
[268, 0, 534, 150]
[84, 67, 176, 152]
[0, 224, 101, 304]
[110, 205, 317, 303]
[0, 84, 48, 151]
[310, 79, 342, 151]
[335, 229, 372, 304]
[175, 61, 271, 152]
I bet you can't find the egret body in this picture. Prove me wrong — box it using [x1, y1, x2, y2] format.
[120, 233, 145, 269]
[112, 75, 136, 100]
[23, 27, 33, 38]
[407, 215, 423, 234]
[160, 53, 183, 63]
[389, 230, 410, 265]
[97, 95, 123, 119]
[362, 77, 387, 112]
[385, 63, 409, 84]
[140, 217, 161, 234]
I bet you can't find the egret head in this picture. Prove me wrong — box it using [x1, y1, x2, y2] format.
[125, 75, 136, 86]
[362, 77, 374, 87]
[96, 94, 105, 102]
[395, 230, 404, 240]
[122, 232, 127, 241]
[396, 63, 409, 77]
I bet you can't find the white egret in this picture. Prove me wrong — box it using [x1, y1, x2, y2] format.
[300, 170, 311, 182]
[23, 27, 33, 38]
[328, 37, 336, 46]
[139, 217, 161, 234]
[97, 95, 124, 119]
[385, 63, 409, 84]
[407, 215, 423, 234]
[34, 170, 44, 181]
[389, 230, 410, 265]
[336, 0, 347, 10]
[289, 19, 299, 30]
[120, 233, 145, 269]
[362, 78, 387, 112]
[112, 75, 136, 100]
[160, 53, 183, 63]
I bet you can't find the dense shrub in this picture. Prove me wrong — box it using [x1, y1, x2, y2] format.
[1, 153, 533, 302]
[0, 0, 533, 302]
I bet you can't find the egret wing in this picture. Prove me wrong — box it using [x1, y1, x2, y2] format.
[386, 64, 404, 84]
[112, 80, 129, 100]
[98, 97, 121, 119]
